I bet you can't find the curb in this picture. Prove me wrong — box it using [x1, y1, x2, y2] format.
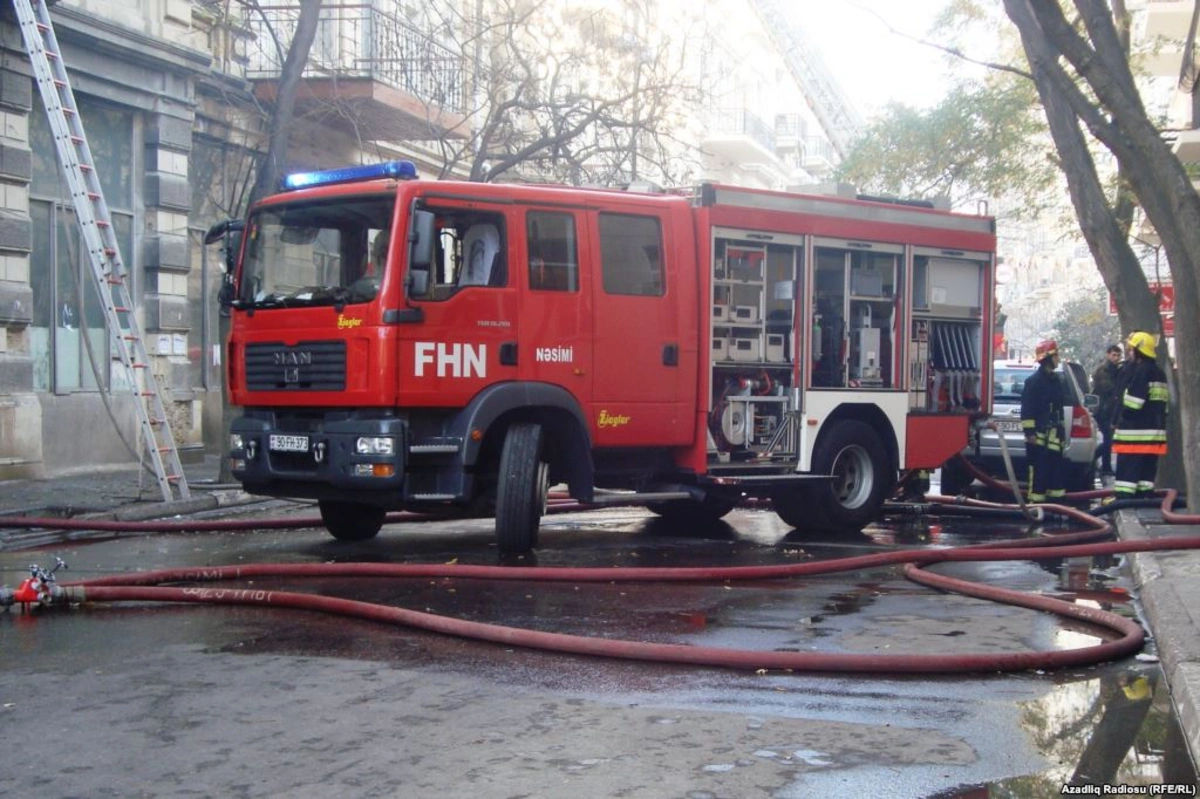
[1116, 508, 1200, 769]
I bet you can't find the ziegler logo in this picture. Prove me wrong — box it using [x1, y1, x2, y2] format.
[272, 350, 312, 366]
[337, 315, 363, 329]
[597, 409, 631, 428]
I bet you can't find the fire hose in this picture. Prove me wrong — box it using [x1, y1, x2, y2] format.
[2, 490, 1198, 674]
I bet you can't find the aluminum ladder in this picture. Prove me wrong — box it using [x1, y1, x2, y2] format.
[12, 0, 190, 501]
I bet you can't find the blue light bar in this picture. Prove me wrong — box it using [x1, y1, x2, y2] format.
[280, 160, 419, 191]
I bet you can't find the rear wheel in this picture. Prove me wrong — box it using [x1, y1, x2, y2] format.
[319, 500, 386, 541]
[495, 422, 549, 552]
[772, 484, 829, 530]
[803, 421, 891, 533]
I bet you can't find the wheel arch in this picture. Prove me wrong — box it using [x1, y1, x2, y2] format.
[457, 382, 595, 501]
[813, 402, 899, 477]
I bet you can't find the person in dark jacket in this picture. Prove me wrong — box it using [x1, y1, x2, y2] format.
[1090, 344, 1122, 475]
[1021, 339, 1067, 502]
[1111, 331, 1169, 499]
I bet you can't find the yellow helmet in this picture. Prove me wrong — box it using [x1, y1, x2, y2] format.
[1127, 331, 1158, 359]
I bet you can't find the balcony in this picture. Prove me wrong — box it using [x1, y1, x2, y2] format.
[704, 108, 778, 165]
[247, 3, 469, 141]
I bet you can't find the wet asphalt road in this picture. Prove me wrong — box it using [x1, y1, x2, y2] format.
[0, 503, 1195, 798]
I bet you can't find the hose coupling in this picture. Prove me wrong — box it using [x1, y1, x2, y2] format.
[12, 557, 68, 607]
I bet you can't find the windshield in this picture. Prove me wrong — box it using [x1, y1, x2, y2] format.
[993, 368, 1033, 401]
[993, 365, 1083, 404]
[239, 196, 395, 309]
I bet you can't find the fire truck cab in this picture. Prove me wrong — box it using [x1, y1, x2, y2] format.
[213, 162, 995, 551]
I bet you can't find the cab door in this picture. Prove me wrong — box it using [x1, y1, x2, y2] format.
[589, 210, 688, 445]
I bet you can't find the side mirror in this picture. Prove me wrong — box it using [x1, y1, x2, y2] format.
[408, 268, 430, 297]
[1083, 393, 1100, 412]
[410, 209, 434, 270]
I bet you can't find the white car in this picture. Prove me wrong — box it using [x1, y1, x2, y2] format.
[940, 359, 1101, 494]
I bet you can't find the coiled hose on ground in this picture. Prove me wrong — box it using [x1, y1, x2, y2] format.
[2, 487, 1198, 675]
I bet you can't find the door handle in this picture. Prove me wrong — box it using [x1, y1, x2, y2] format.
[662, 343, 679, 366]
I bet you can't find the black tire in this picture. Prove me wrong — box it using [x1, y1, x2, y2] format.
[646, 495, 736, 525]
[495, 422, 549, 552]
[803, 420, 891, 533]
[938, 456, 974, 496]
[318, 500, 386, 541]
[772, 484, 829, 530]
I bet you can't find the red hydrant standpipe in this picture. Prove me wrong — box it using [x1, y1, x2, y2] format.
[2, 489, 1196, 675]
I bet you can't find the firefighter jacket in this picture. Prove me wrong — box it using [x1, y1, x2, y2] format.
[1020, 365, 1065, 452]
[1112, 358, 1169, 455]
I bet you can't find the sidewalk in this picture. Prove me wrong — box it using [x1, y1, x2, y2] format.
[1116, 506, 1200, 769]
[1, 462, 1199, 767]
[0, 453, 272, 546]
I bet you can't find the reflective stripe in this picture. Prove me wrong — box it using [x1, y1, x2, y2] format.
[1148, 382, 1169, 402]
[1112, 442, 1167, 455]
[1123, 392, 1146, 409]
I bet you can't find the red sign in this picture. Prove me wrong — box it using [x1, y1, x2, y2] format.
[1107, 283, 1175, 335]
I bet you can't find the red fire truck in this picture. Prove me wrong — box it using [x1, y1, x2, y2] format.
[209, 161, 995, 551]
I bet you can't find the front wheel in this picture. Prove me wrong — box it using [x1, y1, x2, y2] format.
[495, 422, 549, 552]
[319, 500, 386, 541]
[805, 420, 891, 533]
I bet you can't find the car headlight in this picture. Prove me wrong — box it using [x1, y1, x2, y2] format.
[356, 436, 395, 456]
[229, 433, 244, 452]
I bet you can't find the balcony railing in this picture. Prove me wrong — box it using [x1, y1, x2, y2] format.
[709, 108, 776, 153]
[246, 3, 466, 115]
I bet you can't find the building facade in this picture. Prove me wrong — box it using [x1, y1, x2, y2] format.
[0, 0, 851, 479]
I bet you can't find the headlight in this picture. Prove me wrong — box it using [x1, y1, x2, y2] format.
[229, 433, 244, 451]
[356, 436, 395, 456]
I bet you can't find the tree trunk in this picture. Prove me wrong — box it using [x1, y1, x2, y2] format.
[1004, 0, 1200, 508]
[218, 0, 323, 484]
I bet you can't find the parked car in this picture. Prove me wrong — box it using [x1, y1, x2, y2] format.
[940, 359, 1100, 495]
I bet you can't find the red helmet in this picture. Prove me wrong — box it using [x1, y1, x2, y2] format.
[1035, 339, 1058, 361]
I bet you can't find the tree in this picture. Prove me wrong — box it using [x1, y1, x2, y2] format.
[211, 0, 324, 482]
[417, 0, 708, 185]
[1050, 287, 1122, 368]
[1001, 0, 1198, 506]
[836, 78, 1058, 215]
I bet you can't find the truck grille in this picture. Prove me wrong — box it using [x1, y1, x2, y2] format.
[245, 341, 346, 391]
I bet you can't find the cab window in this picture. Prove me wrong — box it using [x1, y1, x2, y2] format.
[599, 213, 664, 296]
[415, 209, 507, 300]
[527, 211, 579, 292]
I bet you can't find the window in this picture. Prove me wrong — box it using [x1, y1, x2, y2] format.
[599, 213, 663, 296]
[527, 211, 578, 292]
[409, 209, 507, 300]
[29, 99, 135, 393]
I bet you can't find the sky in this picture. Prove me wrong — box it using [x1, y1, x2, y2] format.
[785, 0, 961, 118]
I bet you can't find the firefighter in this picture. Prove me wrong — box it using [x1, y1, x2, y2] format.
[1020, 339, 1067, 502]
[1111, 331, 1169, 499]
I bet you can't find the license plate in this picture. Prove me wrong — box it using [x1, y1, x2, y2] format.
[994, 419, 1024, 433]
[269, 434, 309, 453]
